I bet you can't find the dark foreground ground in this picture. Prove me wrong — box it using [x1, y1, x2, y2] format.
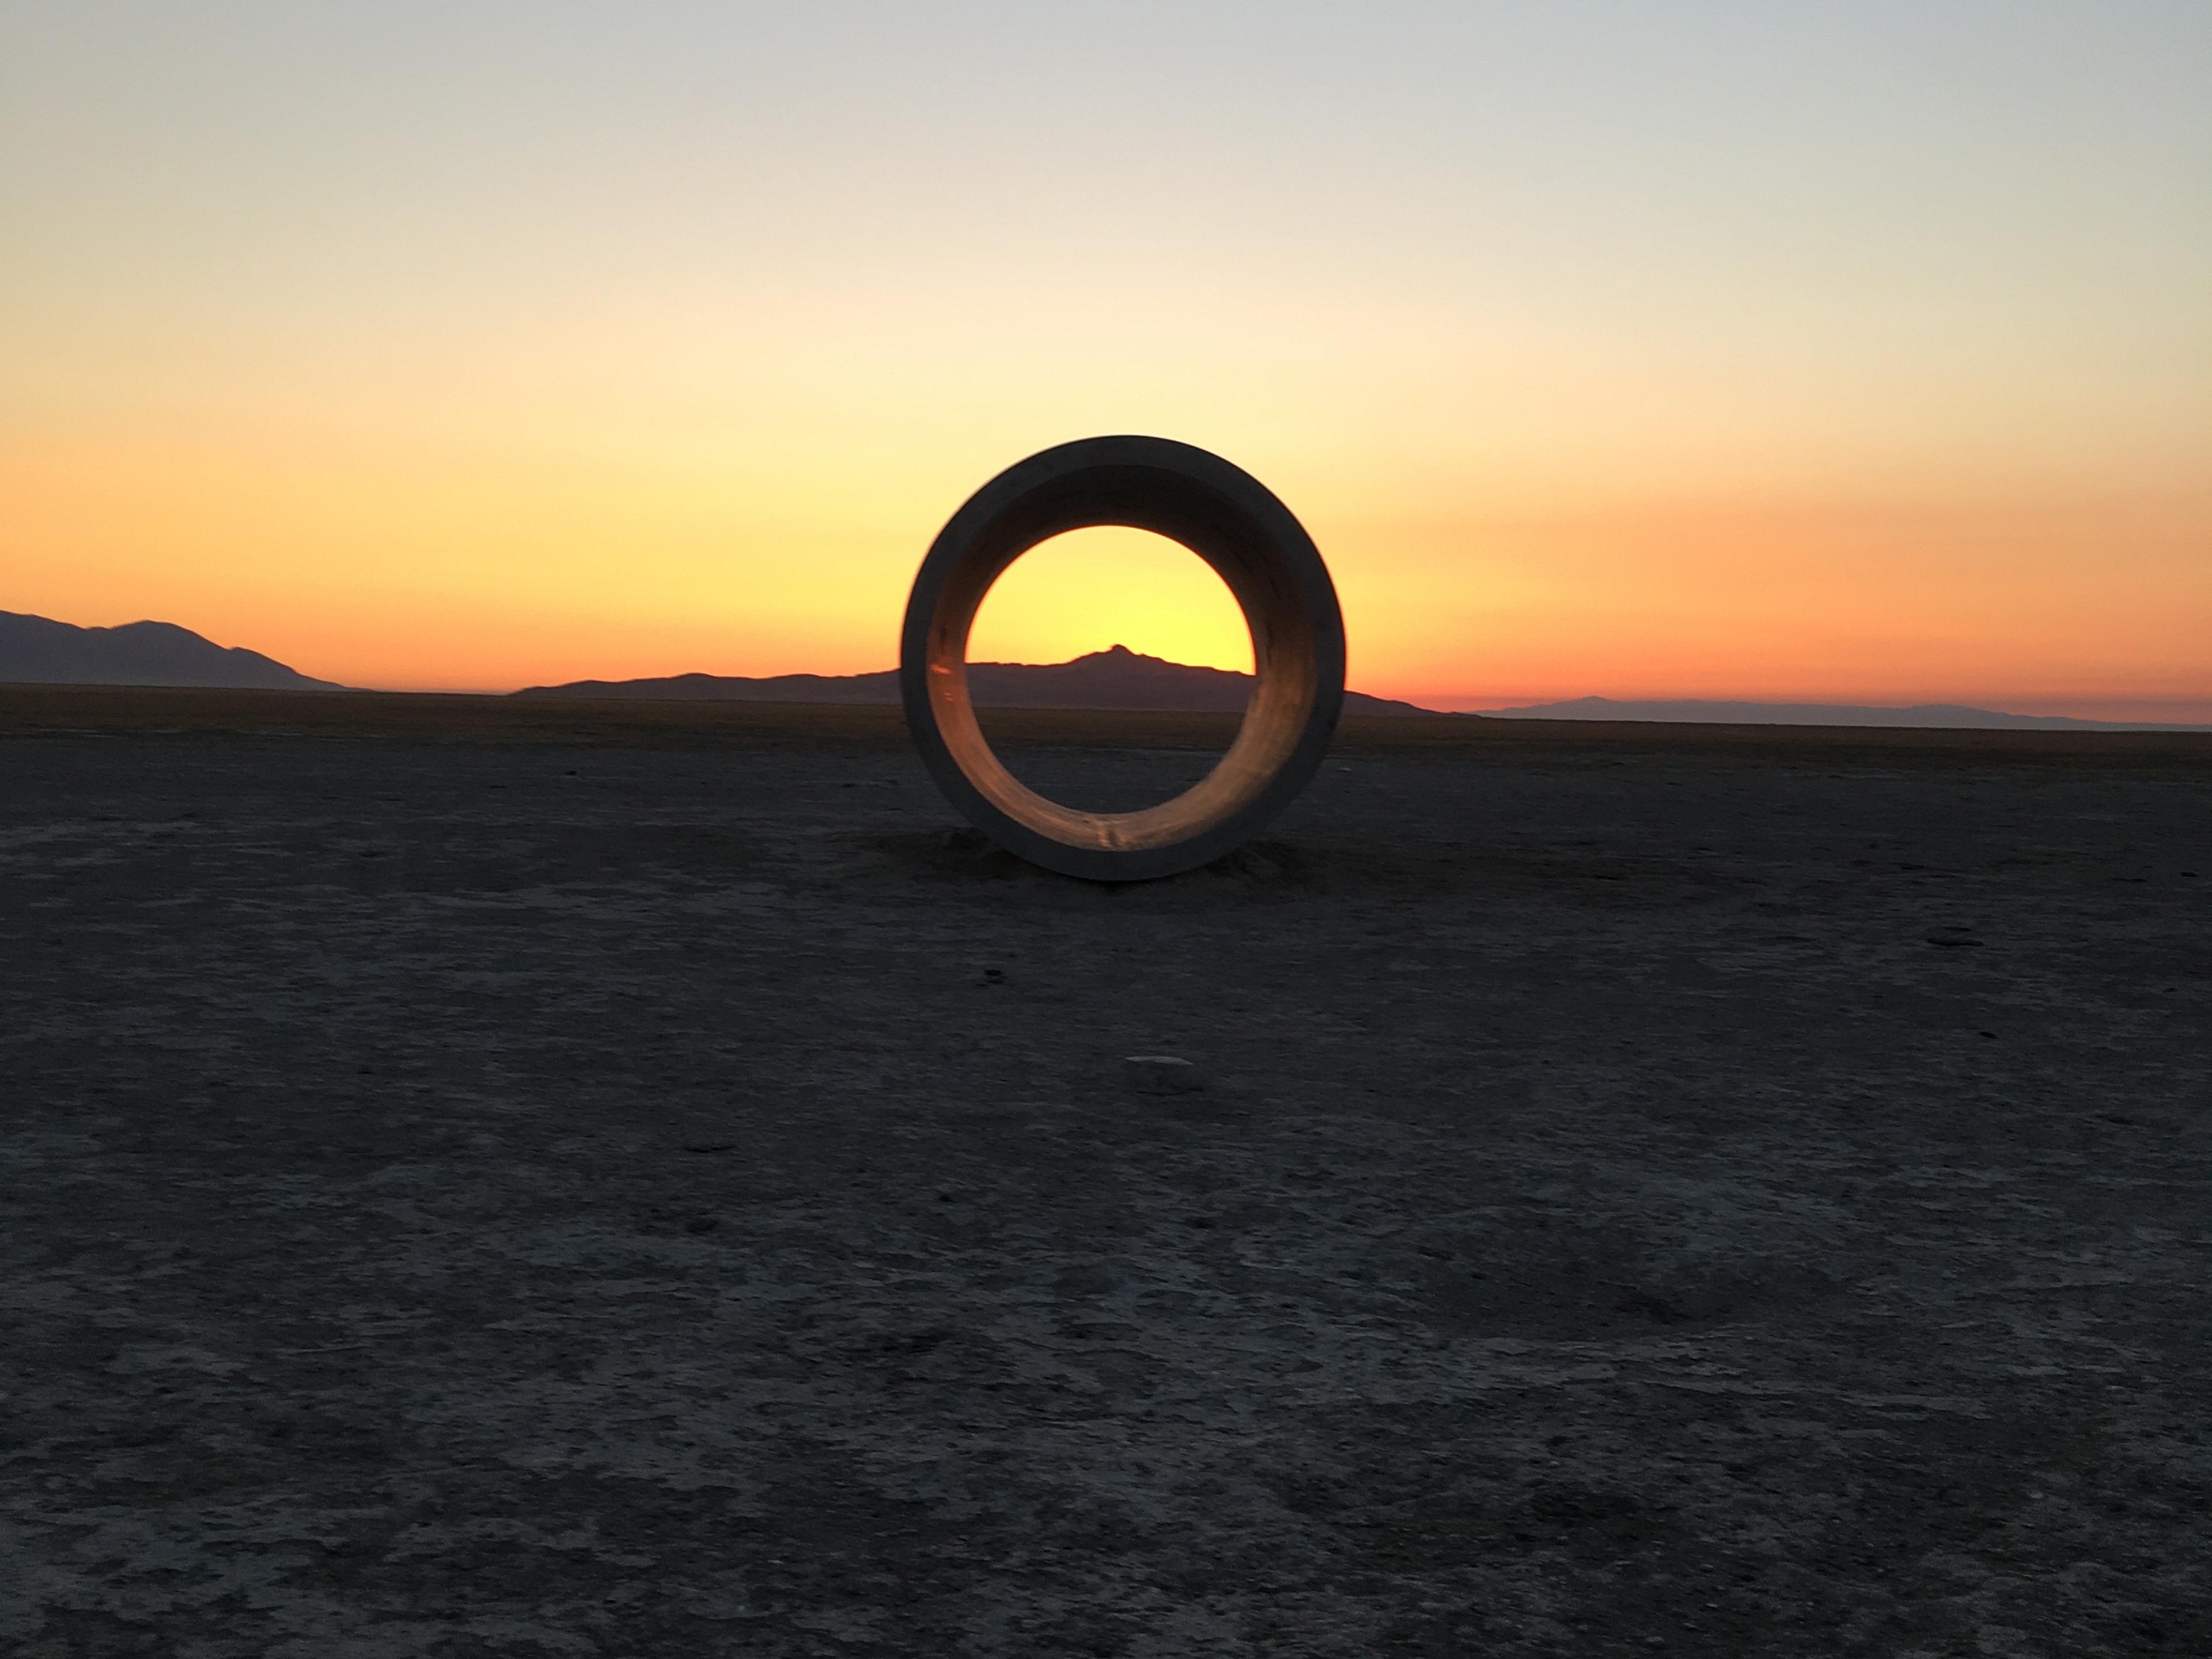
[3, 689, 2209, 1657]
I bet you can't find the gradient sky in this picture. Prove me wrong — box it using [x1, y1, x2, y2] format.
[3, 1, 2207, 715]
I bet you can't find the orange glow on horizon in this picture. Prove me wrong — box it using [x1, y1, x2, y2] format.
[968, 529, 1252, 675]
[5, 418, 2207, 717]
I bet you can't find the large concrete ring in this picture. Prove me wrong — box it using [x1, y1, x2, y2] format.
[900, 435, 1346, 882]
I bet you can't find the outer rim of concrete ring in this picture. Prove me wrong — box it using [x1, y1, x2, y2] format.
[899, 435, 1346, 882]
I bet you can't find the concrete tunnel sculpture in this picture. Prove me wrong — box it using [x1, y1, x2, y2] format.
[900, 435, 1346, 881]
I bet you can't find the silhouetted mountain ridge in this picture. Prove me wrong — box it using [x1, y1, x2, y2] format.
[0, 611, 340, 690]
[513, 645, 1435, 715]
[1484, 696, 2210, 732]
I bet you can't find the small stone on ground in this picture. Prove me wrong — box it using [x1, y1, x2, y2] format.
[1123, 1054, 1206, 1094]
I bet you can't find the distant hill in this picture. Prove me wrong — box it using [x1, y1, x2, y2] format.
[1482, 696, 2210, 732]
[0, 611, 341, 690]
[514, 644, 1436, 715]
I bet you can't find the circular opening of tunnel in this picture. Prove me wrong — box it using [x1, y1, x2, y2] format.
[965, 526, 1253, 813]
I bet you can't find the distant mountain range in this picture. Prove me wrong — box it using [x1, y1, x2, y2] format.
[6, 609, 2200, 730]
[1482, 696, 2211, 732]
[514, 643, 1437, 715]
[0, 611, 340, 690]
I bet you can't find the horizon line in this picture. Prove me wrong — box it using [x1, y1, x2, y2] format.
[9, 615, 2209, 726]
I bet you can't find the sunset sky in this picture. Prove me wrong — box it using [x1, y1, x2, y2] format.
[3, 2, 2206, 717]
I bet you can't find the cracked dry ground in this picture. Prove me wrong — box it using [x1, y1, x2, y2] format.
[2, 706, 2209, 1656]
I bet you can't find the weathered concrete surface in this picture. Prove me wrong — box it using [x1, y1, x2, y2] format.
[902, 436, 1344, 880]
[2, 711, 2208, 1656]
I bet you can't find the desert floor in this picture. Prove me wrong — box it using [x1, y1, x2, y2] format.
[3, 689, 2209, 1657]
